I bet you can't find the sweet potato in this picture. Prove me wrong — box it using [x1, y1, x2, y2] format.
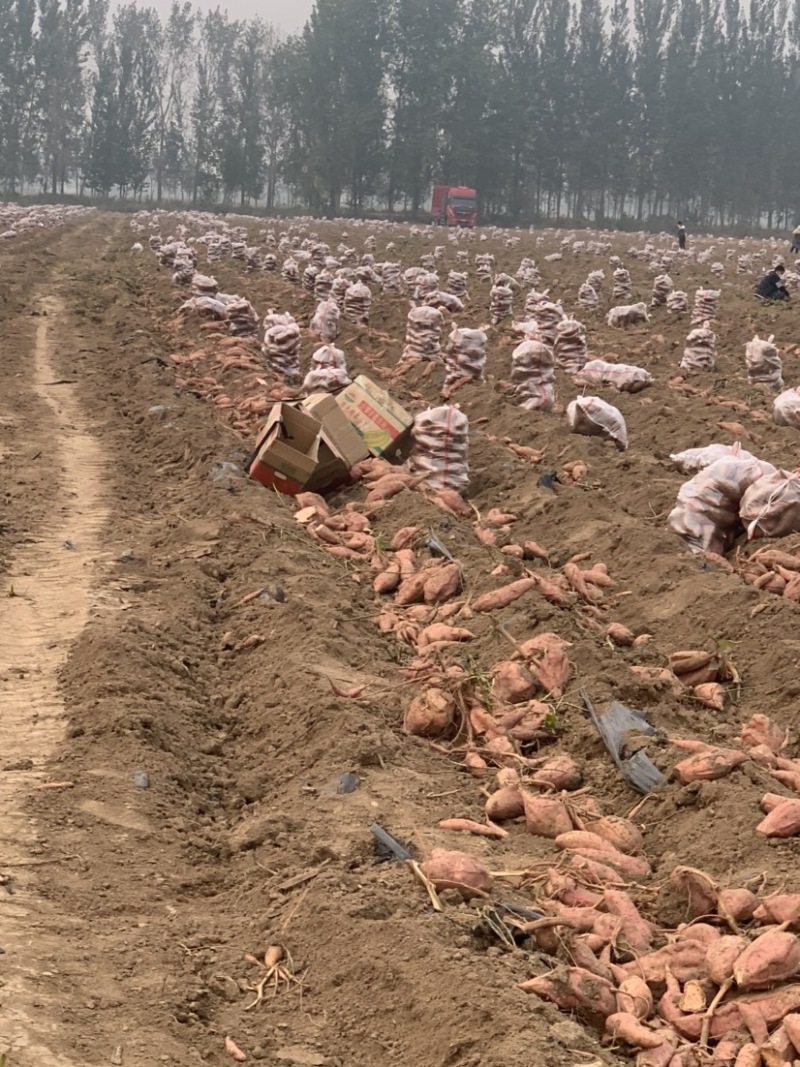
[620, 940, 710, 984]
[403, 688, 455, 737]
[533, 754, 583, 791]
[423, 562, 462, 605]
[606, 1012, 665, 1048]
[734, 931, 800, 989]
[485, 786, 525, 821]
[417, 623, 474, 649]
[390, 526, 419, 551]
[694, 681, 726, 711]
[737, 714, 788, 754]
[586, 816, 644, 855]
[530, 645, 571, 698]
[674, 747, 748, 784]
[420, 848, 493, 899]
[753, 895, 800, 927]
[756, 799, 800, 837]
[464, 751, 488, 777]
[492, 661, 537, 704]
[708, 936, 750, 985]
[394, 548, 416, 577]
[781, 1013, 800, 1053]
[604, 888, 656, 956]
[569, 940, 615, 981]
[568, 853, 629, 887]
[471, 578, 537, 613]
[556, 830, 616, 854]
[617, 975, 654, 1020]
[719, 889, 758, 924]
[545, 871, 603, 908]
[523, 793, 573, 838]
[746, 745, 779, 768]
[669, 650, 714, 675]
[770, 767, 800, 792]
[571, 847, 651, 880]
[637, 1034, 680, 1067]
[733, 1044, 762, 1067]
[607, 622, 636, 647]
[533, 573, 571, 605]
[394, 572, 428, 606]
[713, 1033, 748, 1066]
[761, 793, 792, 813]
[671, 866, 718, 919]
[438, 818, 507, 839]
[675, 922, 720, 945]
[225, 1037, 247, 1062]
[518, 965, 617, 1021]
[679, 980, 707, 1013]
[563, 562, 603, 603]
[760, 1025, 794, 1067]
[374, 564, 401, 594]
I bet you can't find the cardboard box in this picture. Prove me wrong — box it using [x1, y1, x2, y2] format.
[335, 375, 413, 458]
[301, 393, 370, 468]
[247, 403, 351, 496]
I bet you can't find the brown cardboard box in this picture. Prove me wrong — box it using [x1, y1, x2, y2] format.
[247, 403, 351, 496]
[301, 392, 370, 468]
[335, 375, 412, 458]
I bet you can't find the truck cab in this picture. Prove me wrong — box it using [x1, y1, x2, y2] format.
[432, 185, 477, 228]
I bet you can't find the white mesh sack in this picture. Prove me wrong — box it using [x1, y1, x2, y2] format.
[262, 311, 301, 381]
[553, 318, 588, 373]
[669, 442, 758, 474]
[310, 298, 340, 342]
[667, 290, 689, 313]
[577, 282, 599, 311]
[606, 302, 649, 327]
[667, 454, 776, 555]
[510, 339, 555, 412]
[651, 274, 674, 307]
[740, 470, 800, 539]
[692, 288, 720, 325]
[302, 344, 350, 392]
[681, 323, 717, 371]
[401, 305, 444, 363]
[774, 387, 800, 428]
[343, 282, 371, 325]
[577, 359, 652, 393]
[612, 268, 632, 299]
[567, 396, 627, 451]
[409, 405, 470, 492]
[490, 283, 514, 325]
[746, 334, 784, 391]
[444, 325, 487, 393]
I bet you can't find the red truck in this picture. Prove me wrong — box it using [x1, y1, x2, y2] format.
[431, 185, 477, 228]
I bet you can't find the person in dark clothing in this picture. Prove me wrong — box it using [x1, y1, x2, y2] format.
[755, 263, 789, 301]
[676, 221, 687, 250]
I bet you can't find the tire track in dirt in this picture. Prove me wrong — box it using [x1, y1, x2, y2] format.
[0, 293, 109, 1066]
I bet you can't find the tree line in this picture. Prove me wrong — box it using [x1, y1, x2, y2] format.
[1, 0, 798, 229]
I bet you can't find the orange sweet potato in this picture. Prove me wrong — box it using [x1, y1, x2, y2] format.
[694, 681, 726, 711]
[669, 650, 714, 675]
[438, 818, 507, 839]
[422, 562, 463, 605]
[738, 714, 788, 755]
[617, 976, 654, 1020]
[518, 965, 617, 1021]
[394, 572, 428, 606]
[571, 847, 651, 880]
[708, 935, 750, 985]
[586, 816, 644, 855]
[671, 866, 718, 919]
[734, 931, 800, 989]
[523, 793, 573, 838]
[607, 623, 636, 647]
[390, 526, 419, 551]
[471, 578, 537, 613]
[417, 623, 474, 649]
[712, 1033, 747, 1067]
[394, 548, 416, 577]
[420, 848, 493, 899]
[675, 921, 720, 945]
[485, 786, 525, 821]
[674, 747, 748, 784]
[402, 688, 455, 737]
[719, 888, 758, 924]
[568, 853, 626, 887]
[492, 661, 538, 704]
[637, 1034, 680, 1067]
[619, 940, 709, 984]
[605, 1012, 665, 1048]
[753, 895, 800, 927]
[555, 830, 616, 854]
[604, 888, 656, 956]
[781, 1014, 800, 1053]
[756, 799, 800, 837]
[374, 564, 401, 594]
[533, 754, 583, 791]
[733, 1044, 762, 1067]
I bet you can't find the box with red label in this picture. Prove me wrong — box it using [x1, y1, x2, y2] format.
[335, 375, 412, 458]
[247, 403, 352, 496]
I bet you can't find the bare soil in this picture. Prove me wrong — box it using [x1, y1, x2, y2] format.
[2, 214, 800, 1067]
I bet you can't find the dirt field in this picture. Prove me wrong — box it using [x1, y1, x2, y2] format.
[2, 211, 800, 1067]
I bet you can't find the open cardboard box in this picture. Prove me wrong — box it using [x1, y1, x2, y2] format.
[247, 396, 370, 496]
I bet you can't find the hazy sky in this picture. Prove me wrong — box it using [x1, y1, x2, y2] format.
[146, 0, 315, 32]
